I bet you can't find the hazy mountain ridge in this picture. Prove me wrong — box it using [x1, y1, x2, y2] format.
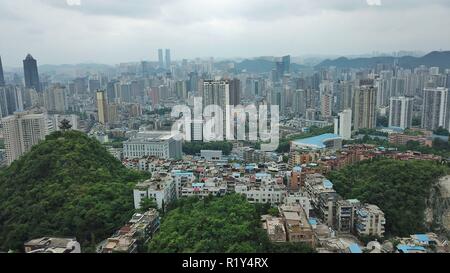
[317, 51, 450, 69]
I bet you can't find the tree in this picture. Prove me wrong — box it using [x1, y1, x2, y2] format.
[139, 198, 158, 213]
[0, 131, 148, 252]
[328, 159, 450, 236]
[59, 119, 72, 131]
[434, 127, 450, 136]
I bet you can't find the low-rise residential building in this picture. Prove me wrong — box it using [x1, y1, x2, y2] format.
[97, 209, 160, 253]
[304, 174, 340, 227]
[133, 173, 176, 210]
[356, 204, 386, 237]
[24, 237, 81, 253]
[389, 133, 432, 147]
[285, 191, 311, 218]
[262, 215, 287, 243]
[235, 176, 287, 205]
[200, 150, 223, 161]
[181, 177, 227, 198]
[280, 205, 315, 247]
[336, 199, 361, 234]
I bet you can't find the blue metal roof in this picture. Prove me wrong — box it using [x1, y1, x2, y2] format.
[293, 133, 342, 149]
[415, 234, 430, 243]
[293, 166, 302, 172]
[397, 245, 426, 253]
[349, 244, 363, 254]
[323, 180, 333, 189]
[309, 219, 317, 226]
[256, 173, 270, 178]
[174, 172, 194, 176]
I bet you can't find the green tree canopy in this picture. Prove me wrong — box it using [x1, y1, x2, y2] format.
[0, 131, 148, 252]
[328, 159, 450, 237]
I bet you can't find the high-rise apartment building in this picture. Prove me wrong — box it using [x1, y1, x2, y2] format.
[422, 87, 449, 130]
[389, 97, 414, 129]
[23, 54, 41, 92]
[0, 56, 5, 86]
[282, 55, 291, 75]
[44, 85, 67, 113]
[353, 81, 377, 130]
[228, 78, 241, 106]
[165, 49, 171, 69]
[293, 89, 306, 117]
[0, 85, 24, 116]
[96, 90, 108, 125]
[334, 109, 352, 140]
[1, 111, 49, 165]
[202, 80, 230, 110]
[158, 49, 164, 68]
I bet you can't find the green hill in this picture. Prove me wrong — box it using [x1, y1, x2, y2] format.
[328, 159, 450, 237]
[0, 131, 147, 252]
[148, 194, 314, 253]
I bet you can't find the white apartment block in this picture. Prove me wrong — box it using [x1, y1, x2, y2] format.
[389, 97, 414, 129]
[181, 177, 227, 198]
[123, 131, 182, 160]
[235, 175, 287, 205]
[133, 173, 176, 210]
[1, 111, 50, 165]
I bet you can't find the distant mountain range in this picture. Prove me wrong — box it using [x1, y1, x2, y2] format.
[230, 58, 307, 73]
[317, 51, 450, 70]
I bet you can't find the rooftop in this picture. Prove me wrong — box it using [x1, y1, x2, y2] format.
[293, 133, 342, 149]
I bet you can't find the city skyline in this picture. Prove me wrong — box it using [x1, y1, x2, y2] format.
[1, 0, 450, 65]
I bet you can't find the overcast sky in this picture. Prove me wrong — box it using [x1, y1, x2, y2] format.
[1, 0, 450, 66]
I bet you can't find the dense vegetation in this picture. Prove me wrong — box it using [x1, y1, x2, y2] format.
[148, 195, 314, 253]
[0, 131, 148, 252]
[328, 159, 450, 236]
[183, 141, 233, 156]
[434, 127, 450, 136]
[276, 126, 334, 153]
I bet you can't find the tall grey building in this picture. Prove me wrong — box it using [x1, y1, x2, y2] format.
[422, 87, 449, 130]
[158, 49, 164, 68]
[1, 111, 50, 165]
[165, 49, 171, 69]
[23, 54, 41, 92]
[293, 89, 306, 117]
[0, 56, 5, 86]
[353, 80, 377, 130]
[282, 55, 291, 75]
[229, 78, 241, 106]
[389, 97, 414, 129]
[0, 85, 24, 116]
[202, 80, 230, 110]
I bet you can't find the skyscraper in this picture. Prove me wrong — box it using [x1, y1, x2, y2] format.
[334, 109, 352, 140]
[229, 78, 241, 106]
[293, 89, 306, 117]
[0, 56, 5, 86]
[389, 97, 414, 129]
[1, 111, 49, 165]
[44, 84, 68, 113]
[4, 85, 24, 115]
[202, 80, 230, 109]
[165, 49, 171, 69]
[158, 49, 164, 68]
[282, 55, 291, 75]
[353, 81, 377, 130]
[96, 90, 108, 125]
[23, 54, 41, 92]
[422, 87, 449, 130]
